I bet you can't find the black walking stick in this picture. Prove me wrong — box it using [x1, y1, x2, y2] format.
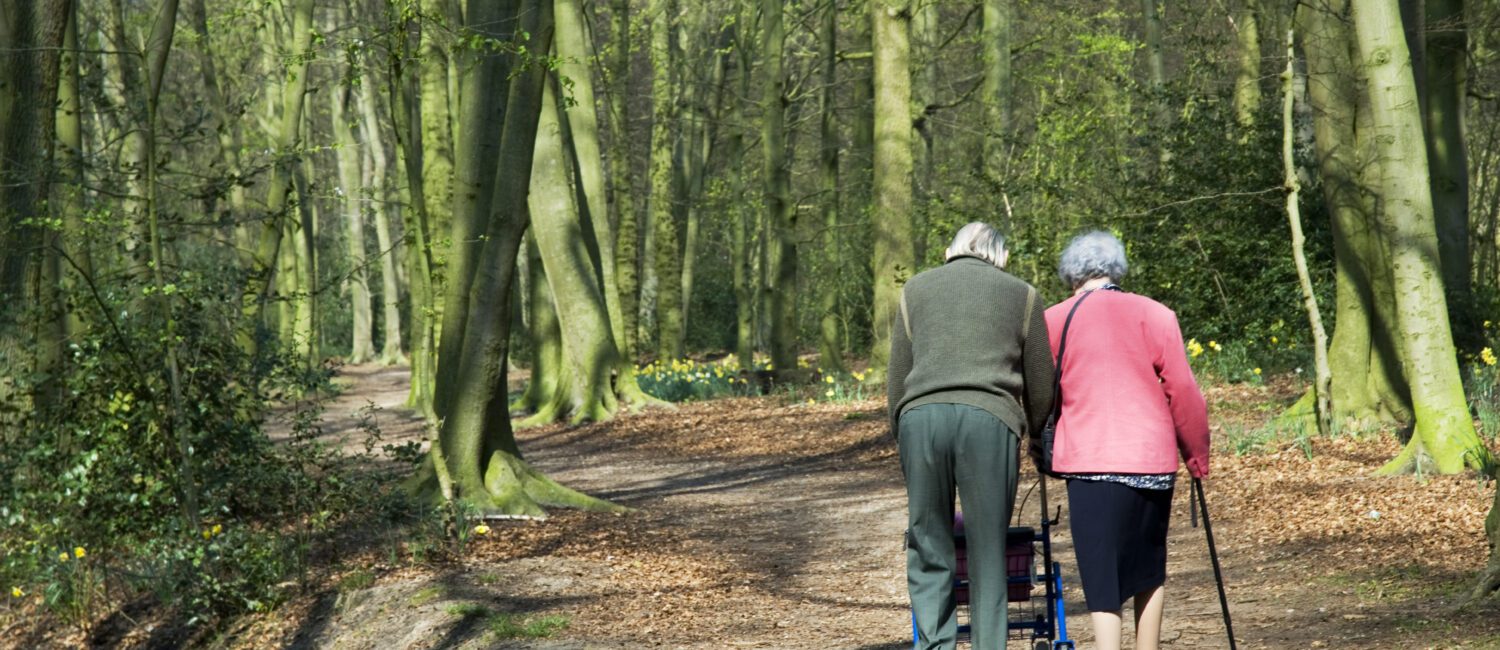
[1192, 477, 1237, 650]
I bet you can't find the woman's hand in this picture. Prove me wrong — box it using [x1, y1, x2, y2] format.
[1186, 455, 1209, 478]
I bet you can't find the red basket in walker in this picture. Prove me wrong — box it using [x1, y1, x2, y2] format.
[952, 514, 1036, 603]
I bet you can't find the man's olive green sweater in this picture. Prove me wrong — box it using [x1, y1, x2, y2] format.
[887, 256, 1056, 440]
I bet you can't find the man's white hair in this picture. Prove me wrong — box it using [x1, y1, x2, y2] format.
[944, 222, 1007, 270]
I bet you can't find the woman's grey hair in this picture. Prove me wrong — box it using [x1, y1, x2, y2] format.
[944, 222, 1008, 269]
[1058, 230, 1128, 288]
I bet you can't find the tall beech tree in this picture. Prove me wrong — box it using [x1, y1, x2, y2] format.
[868, 0, 915, 381]
[1351, 0, 1488, 475]
[410, 0, 615, 515]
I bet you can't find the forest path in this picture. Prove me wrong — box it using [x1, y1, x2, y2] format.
[256, 364, 1498, 649]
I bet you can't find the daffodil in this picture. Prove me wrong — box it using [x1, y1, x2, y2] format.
[203, 529, 213, 539]
[1486, 320, 1493, 328]
[824, 375, 835, 384]
[1270, 336, 1278, 345]
[74, 547, 85, 559]
[1253, 368, 1262, 376]
[1208, 340, 1221, 352]
[806, 398, 815, 405]
[10, 586, 22, 598]
[1186, 339, 1204, 358]
[825, 389, 835, 398]
[1482, 347, 1497, 367]
[473, 524, 491, 535]
[852, 372, 866, 382]
[212, 524, 223, 536]
[58, 552, 68, 563]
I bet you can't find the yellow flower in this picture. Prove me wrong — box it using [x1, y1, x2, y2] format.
[852, 372, 866, 382]
[58, 552, 68, 563]
[202, 529, 213, 539]
[1482, 347, 1497, 367]
[212, 524, 223, 536]
[806, 398, 815, 405]
[1186, 339, 1204, 358]
[10, 586, 21, 598]
[473, 524, 491, 535]
[1253, 368, 1262, 375]
[1270, 336, 1278, 345]
[824, 375, 835, 384]
[74, 547, 85, 559]
[825, 389, 835, 398]
[1208, 340, 1221, 351]
[1486, 320, 1493, 328]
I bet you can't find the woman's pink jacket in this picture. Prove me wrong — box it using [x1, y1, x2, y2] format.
[1044, 290, 1211, 477]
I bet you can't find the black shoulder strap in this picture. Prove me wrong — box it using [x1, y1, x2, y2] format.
[1050, 289, 1096, 420]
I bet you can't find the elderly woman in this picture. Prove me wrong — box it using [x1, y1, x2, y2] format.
[1042, 231, 1210, 650]
[888, 222, 1055, 650]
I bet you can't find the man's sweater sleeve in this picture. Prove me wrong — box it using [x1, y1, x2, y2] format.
[887, 303, 913, 439]
[1021, 289, 1056, 457]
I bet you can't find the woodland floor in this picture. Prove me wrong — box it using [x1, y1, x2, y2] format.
[17, 363, 1500, 649]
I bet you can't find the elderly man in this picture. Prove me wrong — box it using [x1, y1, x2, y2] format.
[887, 222, 1056, 650]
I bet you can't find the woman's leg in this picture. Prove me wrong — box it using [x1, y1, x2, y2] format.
[1132, 585, 1166, 650]
[1090, 610, 1124, 650]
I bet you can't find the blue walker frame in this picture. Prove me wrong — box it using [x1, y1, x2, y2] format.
[910, 478, 1075, 650]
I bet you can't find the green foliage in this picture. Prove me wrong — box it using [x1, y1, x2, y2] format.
[0, 269, 384, 626]
[1468, 324, 1500, 444]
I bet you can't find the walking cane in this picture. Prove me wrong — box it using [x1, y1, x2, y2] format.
[1191, 477, 1237, 650]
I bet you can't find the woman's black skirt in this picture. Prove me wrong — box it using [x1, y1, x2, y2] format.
[1066, 478, 1174, 612]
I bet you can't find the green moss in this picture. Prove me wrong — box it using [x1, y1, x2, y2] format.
[408, 586, 444, 607]
[488, 612, 570, 639]
[337, 569, 375, 593]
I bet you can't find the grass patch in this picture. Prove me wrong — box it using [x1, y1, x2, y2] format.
[408, 586, 444, 607]
[444, 602, 491, 617]
[337, 569, 375, 593]
[475, 572, 501, 586]
[488, 613, 570, 640]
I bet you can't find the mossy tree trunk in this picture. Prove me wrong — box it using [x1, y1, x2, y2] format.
[868, 0, 915, 382]
[1352, 0, 1489, 475]
[408, 0, 618, 516]
[728, 5, 755, 368]
[521, 77, 629, 424]
[1423, 0, 1470, 342]
[647, 0, 681, 360]
[435, 0, 516, 419]
[334, 74, 376, 364]
[763, 0, 798, 373]
[979, 0, 1011, 203]
[241, 0, 316, 355]
[1297, 0, 1411, 429]
[388, 10, 439, 417]
[1233, 0, 1262, 130]
[606, 0, 640, 360]
[357, 75, 406, 365]
[817, 0, 844, 374]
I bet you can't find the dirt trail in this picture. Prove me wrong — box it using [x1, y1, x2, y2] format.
[255, 365, 1500, 650]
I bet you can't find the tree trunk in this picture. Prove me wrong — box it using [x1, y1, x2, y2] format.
[1233, 0, 1262, 129]
[56, 3, 90, 337]
[817, 0, 844, 374]
[335, 81, 376, 363]
[292, 154, 320, 368]
[763, 0, 797, 373]
[241, 0, 316, 354]
[868, 0, 915, 382]
[1296, 0, 1410, 427]
[523, 77, 628, 424]
[980, 0, 1011, 192]
[435, 0, 517, 419]
[358, 73, 406, 364]
[1281, 30, 1332, 438]
[729, 5, 755, 368]
[1423, 0, 1470, 342]
[607, 0, 640, 360]
[554, 0, 653, 406]
[186, 0, 248, 247]
[1352, 0, 1489, 475]
[1141, 0, 1171, 165]
[410, 0, 616, 516]
[516, 235, 563, 413]
[388, 12, 437, 415]
[647, 0, 680, 360]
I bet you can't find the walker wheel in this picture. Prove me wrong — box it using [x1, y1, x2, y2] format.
[1033, 641, 1049, 650]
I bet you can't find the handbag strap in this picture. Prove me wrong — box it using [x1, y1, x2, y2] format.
[1049, 289, 1096, 421]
